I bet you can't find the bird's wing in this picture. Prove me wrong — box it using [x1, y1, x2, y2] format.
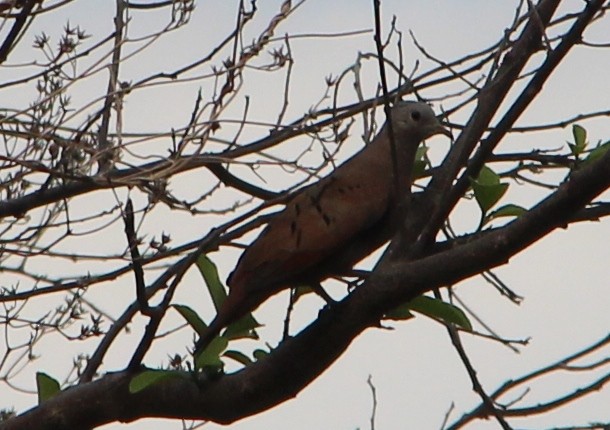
[229, 170, 391, 289]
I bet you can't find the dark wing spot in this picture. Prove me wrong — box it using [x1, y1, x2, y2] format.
[322, 213, 331, 226]
[309, 195, 331, 226]
[290, 220, 297, 234]
[295, 229, 302, 247]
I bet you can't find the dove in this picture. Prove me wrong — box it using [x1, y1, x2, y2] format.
[194, 100, 450, 355]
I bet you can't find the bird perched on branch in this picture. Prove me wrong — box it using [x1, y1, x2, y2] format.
[194, 100, 450, 355]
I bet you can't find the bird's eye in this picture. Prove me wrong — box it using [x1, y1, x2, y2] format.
[411, 110, 421, 121]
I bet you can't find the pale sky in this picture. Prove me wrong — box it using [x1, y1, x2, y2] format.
[1, 1, 609, 429]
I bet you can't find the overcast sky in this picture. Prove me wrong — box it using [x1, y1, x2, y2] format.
[2, 1, 609, 429]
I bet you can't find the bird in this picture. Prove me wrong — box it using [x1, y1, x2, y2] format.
[194, 100, 451, 355]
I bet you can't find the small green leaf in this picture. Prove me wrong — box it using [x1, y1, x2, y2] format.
[223, 315, 260, 340]
[194, 255, 260, 341]
[484, 203, 527, 226]
[415, 145, 429, 161]
[223, 350, 253, 366]
[471, 181, 509, 214]
[476, 165, 500, 185]
[567, 143, 577, 156]
[384, 302, 415, 320]
[407, 295, 472, 331]
[36, 372, 60, 404]
[252, 349, 269, 361]
[412, 146, 430, 179]
[195, 336, 228, 370]
[195, 255, 226, 312]
[173, 304, 207, 336]
[129, 370, 184, 394]
[572, 124, 587, 154]
[583, 140, 610, 166]
[470, 166, 509, 214]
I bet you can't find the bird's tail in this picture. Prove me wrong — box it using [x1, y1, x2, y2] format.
[193, 293, 244, 356]
[193, 286, 259, 357]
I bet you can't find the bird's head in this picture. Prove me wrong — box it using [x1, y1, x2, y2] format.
[389, 101, 452, 142]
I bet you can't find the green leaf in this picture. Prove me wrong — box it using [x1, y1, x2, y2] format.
[129, 370, 184, 394]
[471, 181, 509, 214]
[252, 349, 269, 361]
[195, 335, 228, 370]
[484, 203, 527, 226]
[36, 372, 60, 404]
[384, 302, 415, 320]
[223, 350, 253, 366]
[583, 140, 610, 166]
[475, 165, 500, 185]
[407, 295, 472, 331]
[412, 146, 429, 179]
[223, 313, 260, 340]
[194, 255, 260, 341]
[173, 304, 207, 336]
[571, 124, 587, 154]
[195, 255, 226, 312]
[470, 166, 509, 214]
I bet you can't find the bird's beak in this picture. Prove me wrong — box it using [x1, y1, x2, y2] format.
[428, 122, 452, 139]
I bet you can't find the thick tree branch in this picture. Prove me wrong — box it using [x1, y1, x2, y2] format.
[446, 0, 606, 211]
[0, 0, 37, 64]
[412, 0, 562, 252]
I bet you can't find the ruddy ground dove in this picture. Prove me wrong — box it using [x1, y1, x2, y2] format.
[195, 101, 450, 354]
